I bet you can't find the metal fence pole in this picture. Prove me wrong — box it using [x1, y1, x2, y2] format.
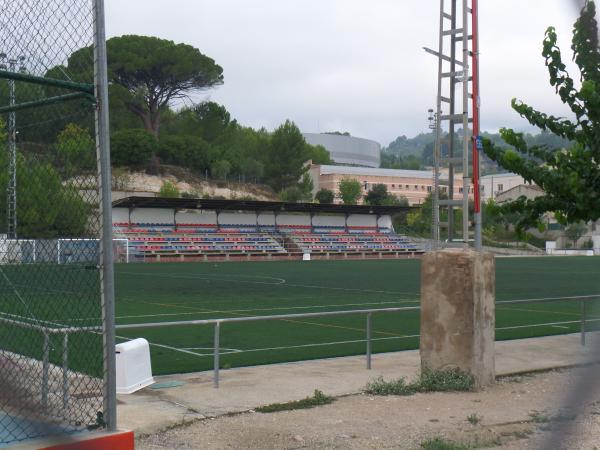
[366, 313, 372, 370]
[581, 299, 586, 346]
[62, 332, 69, 410]
[94, 0, 117, 432]
[214, 321, 221, 388]
[41, 332, 50, 410]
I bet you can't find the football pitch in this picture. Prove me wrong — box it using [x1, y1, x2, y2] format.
[112, 256, 600, 375]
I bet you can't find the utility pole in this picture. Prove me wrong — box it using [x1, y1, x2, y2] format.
[424, 0, 481, 250]
[0, 53, 25, 239]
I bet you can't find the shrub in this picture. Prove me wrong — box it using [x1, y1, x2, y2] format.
[315, 188, 335, 204]
[110, 128, 157, 168]
[158, 181, 180, 198]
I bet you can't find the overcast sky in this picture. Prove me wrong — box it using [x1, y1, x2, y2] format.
[105, 1, 582, 147]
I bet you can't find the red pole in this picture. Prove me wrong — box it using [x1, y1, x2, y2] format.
[471, 0, 480, 214]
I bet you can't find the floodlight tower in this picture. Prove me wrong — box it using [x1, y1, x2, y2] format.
[424, 0, 481, 250]
[0, 53, 26, 239]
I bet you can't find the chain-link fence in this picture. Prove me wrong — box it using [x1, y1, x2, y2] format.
[0, 0, 114, 444]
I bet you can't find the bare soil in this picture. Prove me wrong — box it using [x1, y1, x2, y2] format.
[136, 367, 600, 449]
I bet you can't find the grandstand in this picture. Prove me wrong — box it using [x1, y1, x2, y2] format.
[112, 197, 422, 262]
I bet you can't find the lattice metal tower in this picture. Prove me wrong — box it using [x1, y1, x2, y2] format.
[425, 0, 481, 250]
[0, 54, 25, 239]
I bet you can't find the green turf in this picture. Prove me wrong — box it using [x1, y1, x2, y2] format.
[109, 257, 600, 375]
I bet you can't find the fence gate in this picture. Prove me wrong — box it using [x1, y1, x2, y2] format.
[0, 0, 115, 444]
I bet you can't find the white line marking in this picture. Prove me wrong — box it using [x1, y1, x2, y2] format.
[117, 270, 415, 295]
[116, 334, 208, 357]
[108, 300, 418, 321]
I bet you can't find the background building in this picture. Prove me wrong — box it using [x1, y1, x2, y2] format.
[309, 164, 468, 205]
[303, 133, 381, 168]
[480, 173, 533, 202]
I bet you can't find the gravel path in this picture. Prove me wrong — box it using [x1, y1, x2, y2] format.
[137, 367, 600, 449]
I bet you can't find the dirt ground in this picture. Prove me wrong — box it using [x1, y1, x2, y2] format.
[136, 367, 600, 450]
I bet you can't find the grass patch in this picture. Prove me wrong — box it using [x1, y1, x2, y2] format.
[254, 389, 334, 413]
[366, 368, 475, 396]
[420, 437, 470, 450]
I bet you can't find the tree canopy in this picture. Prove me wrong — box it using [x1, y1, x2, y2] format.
[63, 35, 224, 137]
[338, 178, 362, 205]
[482, 1, 600, 229]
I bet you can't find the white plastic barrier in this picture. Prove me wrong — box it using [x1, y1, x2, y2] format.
[116, 338, 154, 394]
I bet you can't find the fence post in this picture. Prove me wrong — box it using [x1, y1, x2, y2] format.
[41, 332, 50, 410]
[94, 0, 117, 432]
[366, 312, 372, 370]
[62, 332, 69, 410]
[214, 321, 221, 388]
[581, 299, 586, 346]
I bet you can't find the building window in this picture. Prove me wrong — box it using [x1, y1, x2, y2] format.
[414, 185, 418, 190]
[391, 184, 395, 188]
[459, 187, 463, 193]
[497, 184, 503, 192]
[405, 184, 409, 189]
[481, 185, 485, 192]
[427, 186, 432, 192]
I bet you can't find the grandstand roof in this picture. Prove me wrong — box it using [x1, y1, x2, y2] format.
[112, 196, 415, 215]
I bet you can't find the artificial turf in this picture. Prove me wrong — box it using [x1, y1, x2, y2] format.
[111, 256, 600, 375]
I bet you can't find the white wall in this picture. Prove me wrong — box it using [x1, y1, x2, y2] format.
[113, 208, 394, 230]
[257, 212, 276, 226]
[312, 215, 345, 227]
[130, 208, 174, 224]
[277, 214, 311, 226]
[347, 214, 377, 227]
[113, 208, 129, 223]
[219, 212, 257, 225]
[175, 210, 217, 225]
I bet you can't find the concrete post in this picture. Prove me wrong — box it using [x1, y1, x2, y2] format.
[420, 248, 495, 387]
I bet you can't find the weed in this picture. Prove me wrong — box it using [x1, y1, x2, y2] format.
[512, 429, 533, 439]
[366, 368, 475, 397]
[365, 376, 414, 396]
[420, 437, 470, 450]
[255, 389, 334, 413]
[466, 413, 481, 425]
[529, 411, 550, 423]
[417, 368, 475, 393]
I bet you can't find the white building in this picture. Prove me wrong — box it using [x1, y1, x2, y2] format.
[480, 173, 535, 202]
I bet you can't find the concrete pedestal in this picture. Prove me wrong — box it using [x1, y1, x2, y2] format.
[420, 248, 495, 387]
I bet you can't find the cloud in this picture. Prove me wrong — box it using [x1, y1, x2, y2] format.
[106, 0, 579, 145]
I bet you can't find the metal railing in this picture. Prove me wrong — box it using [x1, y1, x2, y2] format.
[116, 306, 421, 388]
[115, 294, 600, 388]
[3, 294, 598, 396]
[0, 314, 85, 413]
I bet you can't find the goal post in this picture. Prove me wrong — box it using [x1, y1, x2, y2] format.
[0, 238, 129, 264]
[57, 238, 129, 264]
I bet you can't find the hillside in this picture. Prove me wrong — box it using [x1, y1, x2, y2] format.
[111, 165, 279, 201]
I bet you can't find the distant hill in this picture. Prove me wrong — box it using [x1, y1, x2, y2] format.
[381, 129, 571, 174]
